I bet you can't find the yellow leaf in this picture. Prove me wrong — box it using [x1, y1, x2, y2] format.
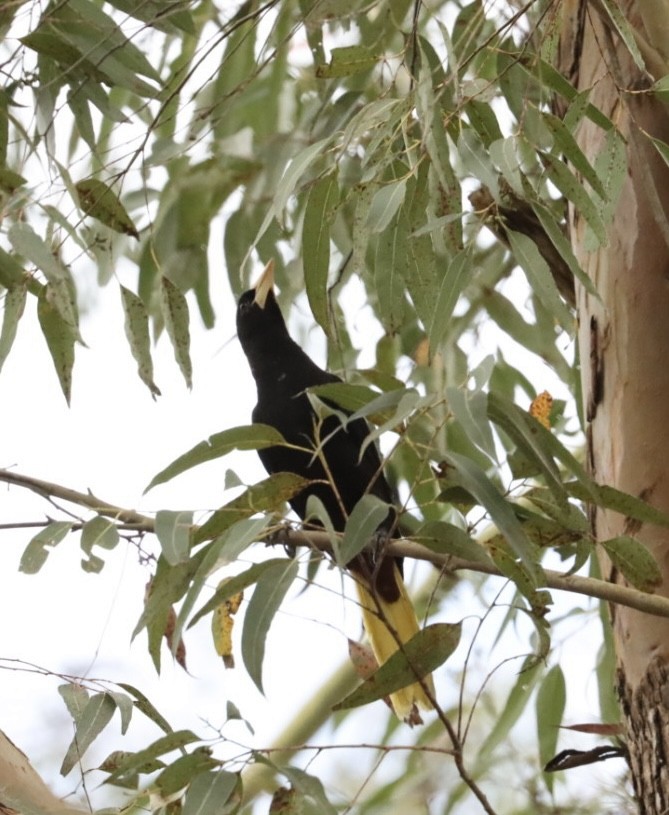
[211, 581, 244, 669]
[530, 390, 553, 429]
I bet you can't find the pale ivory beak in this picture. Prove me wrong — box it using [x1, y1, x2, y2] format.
[253, 259, 275, 308]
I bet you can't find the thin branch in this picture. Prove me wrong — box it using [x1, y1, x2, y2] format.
[0, 521, 148, 532]
[261, 741, 454, 755]
[0, 469, 154, 531]
[279, 528, 669, 620]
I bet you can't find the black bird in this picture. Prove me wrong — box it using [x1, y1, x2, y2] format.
[236, 260, 434, 722]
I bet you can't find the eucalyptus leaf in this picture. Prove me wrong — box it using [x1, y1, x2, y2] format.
[537, 664, 566, 789]
[241, 559, 299, 693]
[303, 172, 338, 336]
[146, 424, 287, 492]
[61, 693, 117, 776]
[335, 623, 461, 710]
[120, 286, 160, 398]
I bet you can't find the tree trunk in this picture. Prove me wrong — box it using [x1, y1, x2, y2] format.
[563, 1, 669, 810]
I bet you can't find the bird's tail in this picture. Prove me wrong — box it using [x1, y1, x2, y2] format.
[355, 564, 435, 724]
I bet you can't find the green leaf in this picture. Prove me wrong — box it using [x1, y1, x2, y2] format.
[487, 542, 540, 600]
[600, 535, 662, 592]
[426, 250, 471, 349]
[0, 167, 26, 193]
[315, 45, 379, 78]
[278, 766, 337, 815]
[415, 520, 494, 565]
[176, 517, 271, 645]
[309, 382, 389, 422]
[195, 472, 310, 544]
[367, 180, 408, 233]
[155, 510, 193, 566]
[105, 0, 195, 34]
[447, 386, 497, 463]
[75, 178, 139, 238]
[374, 212, 409, 333]
[648, 132, 669, 173]
[506, 229, 573, 330]
[541, 154, 607, 246]
[528, 196, 598, 298]
[524, 487, 589, 534]
[20, 30, 105, 80]
[537, 664, 566, 789]
[58, 683, 89, 721]
[61, 692, 116, 776]
[513, 417, 598, 501]
[80, 516, 119, 573]
[67, 88, 96, 152]
[104, 730, 200, 784]
[275, 138, 332, 218]
[597, 0, 645, 69]
[155, 750, 219, 796]
[19, 521, 73, 573]
[108, 691, 133, 735]
[397, 170, 440, 350]
[350, 182, 373, 276]
[241, 559, 299, 693]
[0, 284, 26, 372]
[458, 128, 499, 195]
[475, 660, 542, 768]
[160, 276, 192, 388]
[120, 285, 161, 399]
[592, 127, 627, 225]
[522, 61, 613, 131]
[117, 683, 174, 734]
[146, 425, 286, 492]
[144, 558, 199, 670]
[182, 770, 241, 815]
[338, 495, 391, 565]
[303, 172, 339, 336]
[0, 247, 27, 289]
[542, 112, 606, 198]
[335, 623, 461, 710]
[565, 481, 669, 528]
[487, 391, 566, 502]
[446, 452, 541, 582]
[9, 223, 79, 331]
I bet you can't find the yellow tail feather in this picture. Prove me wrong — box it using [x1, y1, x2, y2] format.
[355, 564, 435, 723]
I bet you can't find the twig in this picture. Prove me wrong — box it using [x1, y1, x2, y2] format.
[0, 469, 154, 532]
[261, 741, 454, 755]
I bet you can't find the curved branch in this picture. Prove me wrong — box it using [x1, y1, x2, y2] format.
[280, 528, 669, 620]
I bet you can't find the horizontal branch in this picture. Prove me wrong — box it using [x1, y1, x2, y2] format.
[0, 469, 154, 531]
[280, 528, 669, 621]
[3, 467, 669, 620]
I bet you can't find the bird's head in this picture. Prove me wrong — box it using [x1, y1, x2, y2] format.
[236, 259, 289, 351]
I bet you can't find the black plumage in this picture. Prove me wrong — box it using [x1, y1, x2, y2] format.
[236, 260, 434, 721]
